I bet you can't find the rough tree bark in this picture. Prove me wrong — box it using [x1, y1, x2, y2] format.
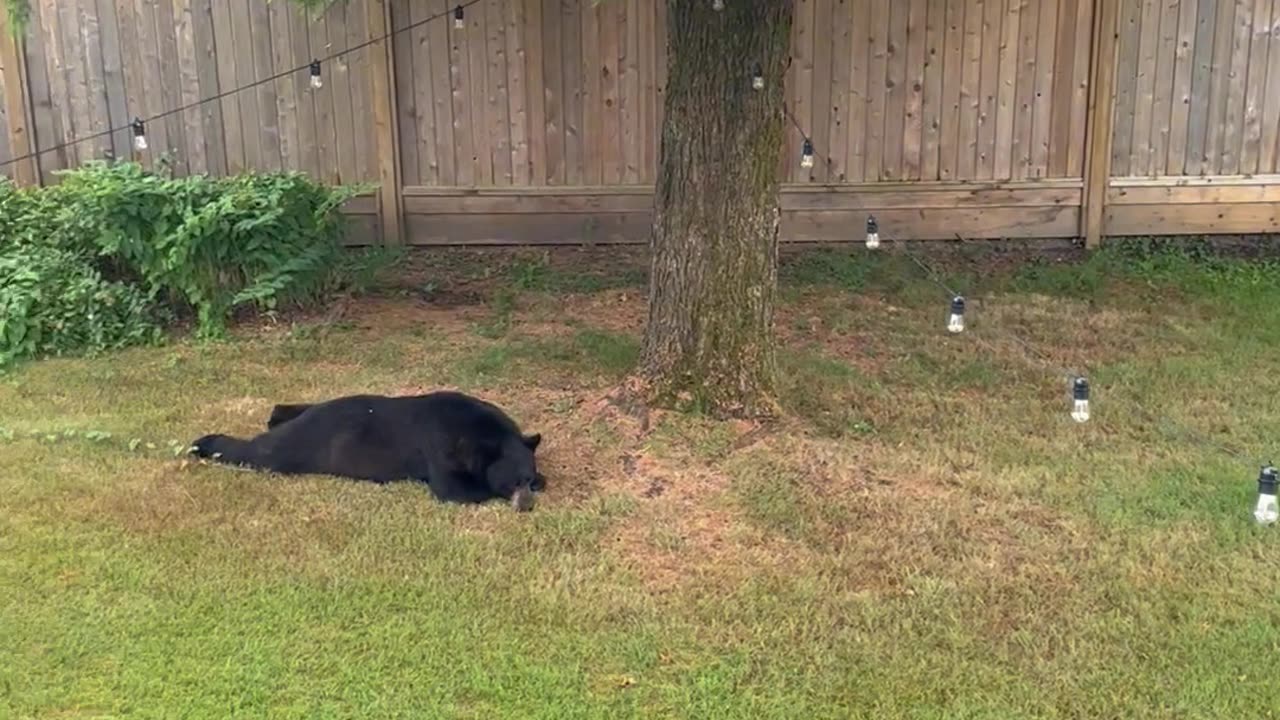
[636, 0, 794, 418]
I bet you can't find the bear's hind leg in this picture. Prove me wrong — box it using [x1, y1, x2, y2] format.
[267, 403, 313, 429]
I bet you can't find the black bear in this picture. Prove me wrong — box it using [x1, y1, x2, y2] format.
[190, 391, 546, 511]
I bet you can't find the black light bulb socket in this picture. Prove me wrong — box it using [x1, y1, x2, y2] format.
[131, 118, 145, 137]
[866, 216, 878, 234]
[802, 138, 814, 155]
[310, 60, 321, 77]
[1260, 465, 1277, 494]
[1072, 377, 1090, 401]
[753, 63, 763, 79]
[950, 296, 965, 315]
[454, 5, 465, 21]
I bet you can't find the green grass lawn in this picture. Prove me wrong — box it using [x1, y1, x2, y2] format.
[2, 243, 1278, 719]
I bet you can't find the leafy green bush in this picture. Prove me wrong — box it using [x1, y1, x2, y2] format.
[0, 243, 162, 366]
[0, 162, 369, 367]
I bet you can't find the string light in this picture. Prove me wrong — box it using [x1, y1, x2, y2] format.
[752, 64, 765, 91]
[454, 5, 465, 29]
[1071, 377, 1090, 423]
[865, 215, 881, 249]
[1256, 465, 1278, 525]
[131, 118, 147, 151]
[309, 60, 323, 90]
[713, 0, 725, 10]
[800, 139, 814, 168]
[947, 296, 965, 333]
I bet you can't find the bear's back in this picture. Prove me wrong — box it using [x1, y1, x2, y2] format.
[396, 391, 523, 441]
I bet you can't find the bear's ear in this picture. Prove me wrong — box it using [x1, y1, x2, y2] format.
[522, 433, 542, 451]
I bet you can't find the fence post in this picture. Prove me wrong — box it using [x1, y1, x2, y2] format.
[0, 13, 40, 186]
[367, 0, 404, 245]
[1081, 0, 1120, 249]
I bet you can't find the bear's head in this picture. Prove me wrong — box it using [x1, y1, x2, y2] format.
[486, 433, 543, 511]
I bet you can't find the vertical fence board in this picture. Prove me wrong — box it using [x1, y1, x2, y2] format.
[507, 0, 530, 185]
[1048, 0, 1077, 178]
[540, 0, 563, 184]
[1260, 0, 1280, 173]
[77, 0, 113, 161]
[1220, 0, 1252, 174]
[1011, 0, 1038, 178]
[902, 0, 928, 179]
[1203, 0, 1238, 174]
[1066, 0, 1094, 176]
[230, 0, 265, 171]
[368, 0, 402, 243]
[560, 0, 583, 186]
[407, 0, 437, 183]
[484, 0, 512, 185]
[956, 0, 982, 178]
[427, 0, 456, 185]
[811, 0, 835, 182]
[289, 4, 320, 179]
[993, 0, 1020, 179]
[883, 0, 907, 180]
[310, 11, 340, 183]
[637, 0, 655, 183]
[846, 0, 870, 180]
[580, 3, 601, 184]
[190, 0, 226, 175]
[1130, 0, 1160, 174]
[1110, 0, 1141, 174]
[599, 4, 620, 184]
[354, 1, 379, 182]
[1241, 0, 1272, 173]
[208, 0, 243, 172]
[154, 0, 190, 171]
[620, 0, 640, 183]
[1165, 0, 1198, 175]
[791, 0, 816, 181]
[827, 0, 852, 181]
[21, 3, 63, 176]
[524, 0, 546, 183]
[1147, 0, 1179, 174]
[0, 11, 37, 182]
[393, 0, 419, 183]
[1183, 0, 1218, 174]
[173, 0, 208, 173]
[939, 0, 964, 180]
[975, 0, 1001, 178]
[94, 0, 128, 158]
[1029, 0, 1059, 177]
[268, 0, 299, 175]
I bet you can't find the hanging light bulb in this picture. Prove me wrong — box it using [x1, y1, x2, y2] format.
[309, 59, 323, 89]
[1255, 465, 1278, 525]
[454, 4, 465, 29]
[1071, 377, 1090, 423]
[865, 215, 881, 249]
[800, 139, 815, 169]
[713, 0, 725, 10]
[752, 63, 765, 91]
[947, 296, 965, 333]
[131, 118, 148, 151]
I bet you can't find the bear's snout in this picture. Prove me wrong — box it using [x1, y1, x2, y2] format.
[511, 485, 536, 513]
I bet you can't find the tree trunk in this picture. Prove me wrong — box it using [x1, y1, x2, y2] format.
[637, 0, 794, 418]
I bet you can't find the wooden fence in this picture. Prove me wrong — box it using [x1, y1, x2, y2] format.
[1, 0, 1278, 245]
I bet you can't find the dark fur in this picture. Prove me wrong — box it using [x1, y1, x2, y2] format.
[191, 391, 545, 508]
